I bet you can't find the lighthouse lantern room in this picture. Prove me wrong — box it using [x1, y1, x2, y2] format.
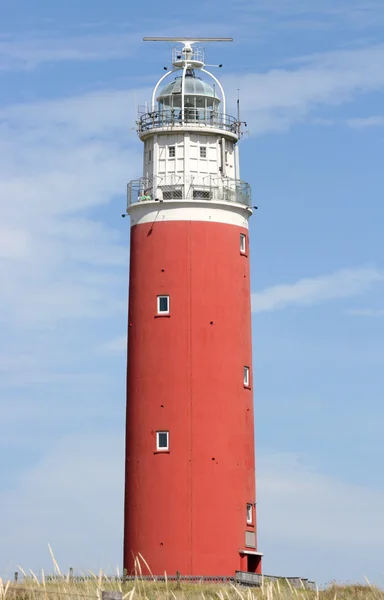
[124, 37, 262, 578]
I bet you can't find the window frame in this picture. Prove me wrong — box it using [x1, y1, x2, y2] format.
[200, 146, 207, 158]
[244, 366, 250, 387]
[240, 233, 247, 254]
[168, 145, 176, 158]
[148, 149, 152, 162]
[156, 430, 169, 451]
[246, 503, 253, 525]
[157, 295, 170, 315]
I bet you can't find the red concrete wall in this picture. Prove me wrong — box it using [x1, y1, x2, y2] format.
[124, 218, 260, 576]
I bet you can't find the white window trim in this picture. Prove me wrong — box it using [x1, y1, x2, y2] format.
[156, 431, 169, 451]
[240, 233, 246, 253]
[246, 503, 253, 524]
[244, 366, 250, 387]
[157, 295, 170, 315]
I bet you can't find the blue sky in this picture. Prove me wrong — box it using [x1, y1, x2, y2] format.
[1, 0, 384, 586]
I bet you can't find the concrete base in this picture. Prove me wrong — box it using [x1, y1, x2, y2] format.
[235, 572, 316, 590]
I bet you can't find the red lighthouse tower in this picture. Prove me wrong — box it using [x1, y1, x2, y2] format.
[124, 37, 262, 578]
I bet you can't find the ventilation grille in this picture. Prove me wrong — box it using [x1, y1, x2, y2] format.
[193, 189, 211, 200]
[162, 188, 183, 200]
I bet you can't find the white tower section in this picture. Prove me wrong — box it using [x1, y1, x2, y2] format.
[127, 38, 252, 228]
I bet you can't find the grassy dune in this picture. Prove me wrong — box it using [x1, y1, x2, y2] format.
[3, 576, 384, 600]
[1, 553, 382, 600]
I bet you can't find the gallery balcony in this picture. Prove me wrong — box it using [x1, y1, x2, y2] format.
[126, 176, 252, 209]
[137, 109, 239, 137]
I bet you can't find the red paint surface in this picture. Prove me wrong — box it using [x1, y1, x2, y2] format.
[124, 219, 261, 576]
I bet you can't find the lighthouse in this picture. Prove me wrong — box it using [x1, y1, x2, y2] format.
[124, 37, 262, 578]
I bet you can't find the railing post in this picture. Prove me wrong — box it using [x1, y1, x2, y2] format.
[176, 571, 181, 590]
[14, 572, 18, 583]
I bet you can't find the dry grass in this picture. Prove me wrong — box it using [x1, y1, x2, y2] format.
[1, 552, 383, 600]
[5, 577, 384, 600]
[5, 578, 384, 600]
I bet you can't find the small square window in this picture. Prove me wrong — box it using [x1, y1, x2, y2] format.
[200, 146, 207, 158]
[169, 146, 176, 158]
[157, 431, 169, 451]
[244, 366, 250, 387]
[240, 233, 246, 253]
[157, 295, 170, 314]
[247, 503, 253, 524]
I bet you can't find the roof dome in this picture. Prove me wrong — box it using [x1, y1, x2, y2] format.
[157, 75, 218, 100]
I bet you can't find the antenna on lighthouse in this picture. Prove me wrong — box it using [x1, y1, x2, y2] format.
[144, 38, 232, 67]
[143, 37, 233, 43]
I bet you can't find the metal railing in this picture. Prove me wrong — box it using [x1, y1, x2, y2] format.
[172, 47, 205, 65]
[235, 572, 316, 590]
[13, 569, 315, 591]
[127, 176, 252, 209]
[17, 573, 315, 590]
[138, 110, 239, 135]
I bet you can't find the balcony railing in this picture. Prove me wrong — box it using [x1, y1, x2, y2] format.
[138, 110, 239, 135]
[172, 46, 205, 65]
[127, 176, 252, 209]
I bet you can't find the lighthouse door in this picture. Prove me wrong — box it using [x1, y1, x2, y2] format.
[247, 554, 258, 573]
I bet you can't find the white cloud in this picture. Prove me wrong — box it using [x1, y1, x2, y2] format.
[229, 0, 384, 40]
[259, 453, 384, 544]
[0, 89, 145, 327]
[233, 0, 384, 19]
[223, 45, 384, 134]
[347, 116, 384, 129]
[4, 37, 384, 140]
[0, 88, 140, 456]
[258, 453, 384, 583]
[0, 226, 30, 260]
[252, 267, 384, 313]
[0, 431, 124, 578]
[0, 32, 139, 70]
[0, 2, 382, 75]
